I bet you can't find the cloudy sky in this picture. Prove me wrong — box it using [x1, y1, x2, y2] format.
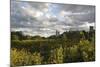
[11, 1, 95, 37]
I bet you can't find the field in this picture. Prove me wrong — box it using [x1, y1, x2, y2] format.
[11, 32, 95, 67]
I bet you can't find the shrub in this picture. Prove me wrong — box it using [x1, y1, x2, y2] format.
[11, 48, 42, 66]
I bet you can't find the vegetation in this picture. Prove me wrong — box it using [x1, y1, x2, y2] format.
[11, 30, 95, 66]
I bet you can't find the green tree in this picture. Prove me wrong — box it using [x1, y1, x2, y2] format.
[78, 40, 95, 61]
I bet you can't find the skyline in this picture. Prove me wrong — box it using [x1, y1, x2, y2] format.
[11, 1, 95, 37]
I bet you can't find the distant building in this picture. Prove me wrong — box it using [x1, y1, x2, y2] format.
[56, 30, 60, 36]
[89, 26, 94, 32]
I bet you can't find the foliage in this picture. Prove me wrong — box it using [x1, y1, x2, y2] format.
[78, 40, 95, 61]
[11, 48, 42, 66]
[48, 45, 64, 64]
[11, 30, 95, 66]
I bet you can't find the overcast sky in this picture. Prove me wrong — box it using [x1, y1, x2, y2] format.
[11, 1, 95, 37]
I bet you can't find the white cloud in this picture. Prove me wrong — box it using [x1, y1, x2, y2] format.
[22, 6, 44, 18]
[11, 1, 95, 37]
[60, 11, 72, 16]
[42, 21, 51, 27]
[43, 8, 49, 12]
[44, 3, 50, 8]
[45, 13, 51, 19]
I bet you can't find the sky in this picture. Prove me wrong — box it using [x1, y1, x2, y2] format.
[11, 1, 95, 37]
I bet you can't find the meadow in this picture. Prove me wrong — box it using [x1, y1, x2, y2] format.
[11, 31, 95, 66]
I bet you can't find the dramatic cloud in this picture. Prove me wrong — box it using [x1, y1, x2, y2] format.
[11, 1, 95, 37]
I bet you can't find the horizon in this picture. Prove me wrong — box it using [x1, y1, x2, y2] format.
[11, 26, 95, 37]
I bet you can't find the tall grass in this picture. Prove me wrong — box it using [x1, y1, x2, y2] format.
[11, 39, 95, 66]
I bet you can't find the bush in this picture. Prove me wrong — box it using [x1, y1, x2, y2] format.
[11, 48, 42, 66]
[48, 45, 64, 64]
[78, 40, 95, 61]
[11, 39, 95, 66]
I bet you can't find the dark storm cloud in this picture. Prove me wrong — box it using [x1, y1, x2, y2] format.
[11, 1, 95, 37]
